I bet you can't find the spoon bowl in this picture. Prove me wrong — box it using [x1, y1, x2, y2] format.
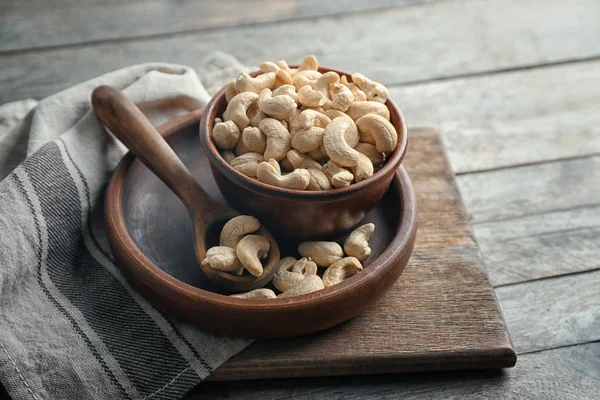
[91, 86, 279, 293]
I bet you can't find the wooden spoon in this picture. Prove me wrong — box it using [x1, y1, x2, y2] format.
[92, 85, 280, 293]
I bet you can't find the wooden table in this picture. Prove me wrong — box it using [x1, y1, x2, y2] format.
[1, 1, 598, 398]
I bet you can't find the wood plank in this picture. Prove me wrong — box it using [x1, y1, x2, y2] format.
[0, 0, 425, 52]
[391, 60, 600, 173]
[2, 0, 600, 104]
[475, 205, 600, 286]
[456, 156, 600, 224]
[497, 271, 600, 354]
[187, 343, 600, 399]
[205, 128, 514, 380]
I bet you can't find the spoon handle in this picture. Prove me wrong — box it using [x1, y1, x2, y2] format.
[92, 85, 219, 212]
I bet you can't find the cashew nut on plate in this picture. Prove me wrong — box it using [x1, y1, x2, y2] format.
[322, 257, 363, 287]
[278, 275, 325, 298]
[201, 246, 243, 275]
[343, 223, 375, 261]
[211, 55, 398, 191]
[220, 215, 261, 248]
[230, 288, 276, 299]
[236, 234, 270, 277]
[272, 257, 305, 292]
[298, 241, 344, 267]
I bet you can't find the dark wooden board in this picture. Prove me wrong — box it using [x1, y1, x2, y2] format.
[206, 127, 515, 381]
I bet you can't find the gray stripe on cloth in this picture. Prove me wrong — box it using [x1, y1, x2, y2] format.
[56, 137, 214, 378]
[23, 142, 201, 399]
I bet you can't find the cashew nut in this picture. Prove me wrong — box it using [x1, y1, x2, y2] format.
[230, 288, 276, 299]
[212, 120, 240, 150]
[278, 275, 325, 298]
[352, 152, 374, 182]
[355, 143, 385, 164]
[258, 88, 297, 119]
[322, 160, 354, 188]
[230, 152, 264, 177]
[287, 149, 322, 170]
[322, 118, 362, 167]
[298, 241, 344, 267]
[256, 160, 310, 190]
[297, 55, 319, 72]
[276, 60, 296, 76]
[298, 85, 326, 107]
[201, 246, 243, 275]
[351, 73, 389, 104]
[322, 257, 363, 287]
[307, 167, 332, 191]
[258, 118, 291, 161]
[292, 70, 322, 90]
[292, 257, 318, 276]
[291, 127, 325, 153]
[329, 82, 355, 112]
[286, 108, 302, 136]
[235, 71, 276, 93]
[313, 71, 340, 110]
[299, 109, 331, 129]
[236, 234, 270, 277]
[267, 158, 281, 174]
[247, 100, 266, 128]
[272, 257, 304, 292]
[220, 215, 261, 248]
[235, 137, 252, 156]
[341, 75, 367, 102]
[225, 79, 239, 103]
[223, 91, 259, 130]
[324, 109, 347, 120]
[343, 223, 375, 261]
[356, 114, 397, 153]
[346, 101, 390, 121]
[259, 61, 279, 73]
[221, 150, 236, 164]
[242, 126, 267, 153]
[272, 84, 298, 102]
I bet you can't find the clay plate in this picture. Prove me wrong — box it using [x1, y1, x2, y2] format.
[105, 111, 418, 338]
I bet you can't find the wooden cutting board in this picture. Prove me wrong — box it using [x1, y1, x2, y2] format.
[208, 127, 516, 381]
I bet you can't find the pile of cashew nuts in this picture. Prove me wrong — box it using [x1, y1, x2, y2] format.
[202, 215, 375, 298]
[211, 55, 397, 190]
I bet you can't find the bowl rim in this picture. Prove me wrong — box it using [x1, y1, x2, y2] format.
[199, 66, 408, 200]
[105, 111, 418, 313]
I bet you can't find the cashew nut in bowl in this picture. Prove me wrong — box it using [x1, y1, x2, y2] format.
[307, 168, 332, 191]
[322, 118, 362, 167]
[313, 71, 340, 110]
[298, 85, 326, 108]
[220, 215, 261, 248]
[221, 150, 236, 164]
[286, 108, 302, 136]
[234, 137, 252, 156]
[272, 257, 305, 292]
[230, 152, 264, 177]
[278, 275, 325, 298]
[292, 257, 318, 276]
[236, 234, 270, 277]
[259, 62, 293, 88]
[351, 152, 374, 182]
[212, 120, 240, 150]
[355, 143, 385, 165]
[291, 127, 325, 153]
[256, 161, 310, 190]
[242, 126, 267, 153]
[299, 109, 331, 129]
[297, 55, 319, 72]
[298, 241, 344, 267]
[356, 114, 398, 153]
[276, 60, 296, 76]
[223, 91, 259, 130]
[344, 223, 375, 261]
[329, 82, 354, 112]
[322, 257, 363, 287]
[346, 101, 390, 121]
[272, 84, 298, 102]
[322, 160, 354, 188]
[225, 79, 239, 103]
[201, 246, 243, 275]
[267, 158, 281, 173]
[235, 71, 276, 93]
[287, 149, 322, 170]
[259, 118, 292, 161]
[351, 73, 389, 104]
[340, 75, 367, 102]
[258, 88, 297, 119]
[230, 288, 276, 299]
[292, 70, 322, 90]
[247, 101, 266, 128]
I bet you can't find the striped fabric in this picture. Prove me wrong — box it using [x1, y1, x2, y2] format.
[0, 58, 252, 400]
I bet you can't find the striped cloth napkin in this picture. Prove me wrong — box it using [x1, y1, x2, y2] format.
[0, 53, 254, 400]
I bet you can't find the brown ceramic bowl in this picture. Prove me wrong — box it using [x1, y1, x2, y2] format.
[200, 67, 408, 239]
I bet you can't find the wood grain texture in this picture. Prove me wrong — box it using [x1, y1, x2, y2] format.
[391, 60, 600, 173]
[188, 343, 600, 399]
[205, 127, 514, 380]
[2, 0, 600, 103]
[497, 271, 600, 354]
[0, 0, 427, 52]
[475, 205, 600, 286]
[457, 156, 600, 224]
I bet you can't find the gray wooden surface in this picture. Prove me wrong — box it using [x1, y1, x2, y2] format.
[1, 0, 599, 398]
